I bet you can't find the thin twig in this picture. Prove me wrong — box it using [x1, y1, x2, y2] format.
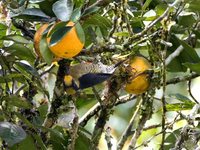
[105, 127, 113, 150]
[166, 73, 199, 85]
[134, 131, 164, 150]
[188, 79, 199, 104]
[117, 97, 143, 150]
[128, 95, 153, 150]
[160, 37, 168, 150]
[79, 95, 137, 127]
[124, 0, 182, 48]
[165, 45, 184, 66]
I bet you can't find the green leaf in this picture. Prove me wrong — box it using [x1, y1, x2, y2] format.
[177, 38, 200, 63]
[83, 14, 112, 36]
[166, 102, 195, 111]
[38, 0, 58, 16]
[38, 126, 67, 145]
[165, 129, 181, 149]
[74, 0, 84, 7]
[32, 134, 47, 150]
[39, 33, 54, 65]
[0, 73, 25, 83]
[53, 0, 73, 21]
[187, 0, 200, 12]
[155, 3, 168, 16]
[82, 6, 100, 17]
[14, 113, 35, 128]
[184, 62, 200, 74]
[142, 0, 152, 10]
[50, 25, 73, 46]
[71, 8, 81, 22]
[3, 43, 36, 64]
[1, 34, 31, 44]
[75, 22, 85, 44]
[169, 93, 192, 102]
[76, 94, 96, 109]
[167, 35, 200, 72]
[75, 128, 91, 150]
[178, 14, 196, 27]
[113, 32, 130, 37]
[29, 0, 45, 3]
[0, 122, 27, 146]
[0, 23, 7, 47]
[3, 95, 32, 109]
[38, 104, 48, 120]
[193, 30, 200, 39]
[13, 8, 51, 22]
[11, 135, 36, 150]
[14, 62, 40, 79]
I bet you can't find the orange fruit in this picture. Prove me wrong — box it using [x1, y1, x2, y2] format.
[46, 21, 84, 58]
[34, 24, 48, 57]
[124, 56, 152, 94]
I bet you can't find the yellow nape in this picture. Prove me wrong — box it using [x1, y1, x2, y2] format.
[64, 75, 73, 86]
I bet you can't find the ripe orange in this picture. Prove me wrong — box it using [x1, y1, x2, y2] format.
[46, 21, 84, 58]
[34, 23, 48, 57]
[124, 56, 152, 94]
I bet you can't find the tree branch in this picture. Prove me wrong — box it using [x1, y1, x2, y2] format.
[79, 95, 137, 127]
[91, 68, 127, 149]
[166, 73, 199, 85]
[128, 95, 153, 150]
[117, 97, 143, 150]
[124, 0, 182, 48]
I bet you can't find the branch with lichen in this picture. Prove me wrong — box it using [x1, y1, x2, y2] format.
[128, 95, 153, 150]
[166, 73, 199, 85]
[42, 59, 79, 149]
[79, 95, 137, 127]
[91, 67, 127, 149]
[117, 97, 143, 150]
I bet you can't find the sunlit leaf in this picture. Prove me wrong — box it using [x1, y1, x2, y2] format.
[166, 102, 195, 111]
[52, 0, 73, 21]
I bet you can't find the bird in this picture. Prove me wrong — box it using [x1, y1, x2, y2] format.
[63, 60, 124, 94]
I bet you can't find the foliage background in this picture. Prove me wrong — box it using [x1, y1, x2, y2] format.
[1, 0, 200, 149]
